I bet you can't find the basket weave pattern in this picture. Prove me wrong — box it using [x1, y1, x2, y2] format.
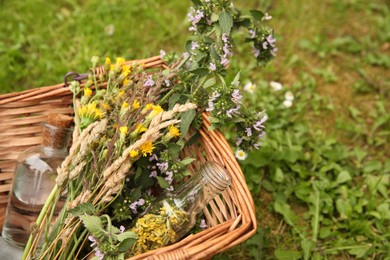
[0, 56, 256, 259]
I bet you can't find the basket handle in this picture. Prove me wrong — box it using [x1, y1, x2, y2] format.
[63, 72, 89, 87]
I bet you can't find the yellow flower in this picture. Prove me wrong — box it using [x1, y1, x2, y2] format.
[122, 65, 131, 77]
[132, 100, 141, 109]
[130, 150, 139, 158]
[85, 79, 93, 87]
[105, 57, 111, 65]
[119, 126, 128, 135]
[152, 105, 163, 115]
[140, 141, 154, 156]
[83, 87, 92, 98]
[102, 103, 110, 110]
[78, 102, 103, 129]
[123, 78, 129, 86]
[118, 90, 125, 98]
[168, 125, 180, 137]
[116, 57, 126, 64]
[110, 64, 115, 71]
[136, 123, 147, 133]
[122, 102, 129, 109]
[143, 103, 154, 111]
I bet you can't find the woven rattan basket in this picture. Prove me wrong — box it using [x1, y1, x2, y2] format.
[0, 56, 256, 259]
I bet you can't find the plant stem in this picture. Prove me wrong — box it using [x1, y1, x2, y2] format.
[22, 185, 59, 260]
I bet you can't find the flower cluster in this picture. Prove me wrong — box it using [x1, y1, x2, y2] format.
[130, 205, 189, 256]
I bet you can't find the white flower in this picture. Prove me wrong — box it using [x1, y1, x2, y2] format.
[104, 24, 115, 36]
[270, 81, 282, 91]
[283, 99, 293, 108]
[285, 91, 294, 101]
[235, 149, 247, 161]
[244, 82, 256, 93]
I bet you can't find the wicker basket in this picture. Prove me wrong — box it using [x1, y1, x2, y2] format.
[0, 56, 256, 259]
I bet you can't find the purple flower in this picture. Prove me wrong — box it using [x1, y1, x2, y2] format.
[231, 89, 242, 104]
[138, 198, 145, 206]
[266, 35, 276, 47]
[149, 171, 157, 178]
[149, 154, 159, 161]
[157, 162, 169, 172]
[271, 47, 278, 57]
[221, 56, 230, 67]
[258, 131, 266, 139]
[206, 91, 220, 111]
[249, 29, 256, 39]
[130, 201, 138, 213]
[253, 114, 268, 131]
[120, 225, 125, 233]
[236, 137, 243, 146]
[262, 41, 268, 49]
[254, 142, 262, 150]
[222, 33, 229, 43]
[167, 186, 174, 191]
[165, 171, 173, 184]
[160, 49, 166, 59]
[188, 7, 204, 31]
[245, 128, 252, 137]
[252, 46, 260, 58]
[88, 235, 97, 247]
[264, 13, 272, 20]
[209, 62, 216, 71]
[223, 44, 232, 56]
[191, 41, 200, 50]
[199, 219, 208, 229]
[226, 105, 240, 118]
[206, 101, 215, 112]
[94, 248, 104, 260]
[144, 76, 155, 87]
[164, 79, 171, 86]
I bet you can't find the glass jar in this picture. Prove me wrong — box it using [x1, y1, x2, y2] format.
[129, 161, 231, 255]
[2, 122, 72, 247]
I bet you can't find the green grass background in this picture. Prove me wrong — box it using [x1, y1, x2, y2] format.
[1, 0, 389, 259]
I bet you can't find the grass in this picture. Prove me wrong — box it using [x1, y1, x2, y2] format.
[1, 0, 389, 259]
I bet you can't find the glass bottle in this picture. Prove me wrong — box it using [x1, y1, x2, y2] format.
[130, 161, 231, 255]
[2, 120, 72, 247]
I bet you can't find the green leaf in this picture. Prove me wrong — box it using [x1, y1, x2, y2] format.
[336, 198, 353, 219]
[250, 10, 264, 22]
[301, 239, 314, 260]
[67, 203, 96, 217]
[202, 77, 216, 89]
[189, 67, 209, 77]
[130, 186, 142, 201]
[79, 215, 103, 235]
[231, 71, 240, 86]
[335, 171, 352, 185]
[274, 168, 284, 183]
[117, 237, 137, 252]
[181, 157, 195, 165]
[156, 176, 170, 189]
[169, 93, 181, 109]
[363, 160, 382, 173]
[180, 108, 196, 138]
[348, 244, 371, 258]
[275, 249, 302, 260]
[167, 143, 182, 159]
[116, 231, 138, 242]
[219, 10, 233, 36]
[274, 199, 298, 226]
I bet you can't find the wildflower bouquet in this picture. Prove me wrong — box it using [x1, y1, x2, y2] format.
[23, 0, 276, 259]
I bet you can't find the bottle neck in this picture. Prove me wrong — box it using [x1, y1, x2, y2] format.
[41, 123, 72, 150]
[175, 162, 231, 214]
